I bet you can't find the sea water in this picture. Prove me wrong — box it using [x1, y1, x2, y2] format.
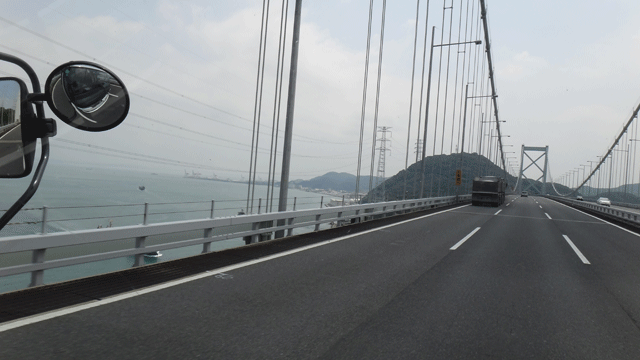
[0, 163, 329, 294]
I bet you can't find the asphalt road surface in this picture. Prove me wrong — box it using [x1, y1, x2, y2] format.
[2, 196, 640, 359]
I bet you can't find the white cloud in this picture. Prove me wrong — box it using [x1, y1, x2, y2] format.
[496, 51, 548, 81]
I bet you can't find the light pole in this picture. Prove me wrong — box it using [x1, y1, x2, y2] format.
[506, 155, 517, 188]
[569, 171, 575, 189]
[613, 146, 630, 197]
[486, 130, 493, 162]
[577, 164, 588, 196]
[608, 153, 614, 195]
[630, 139, 640, 197]
[478, 115, 504, 155]
[458, 87, 496, 191]
[580, 164, 588, 183]
[419, 28, 482, 199]
[501, 145, 518, 177]
[595, 156, 603, 197]
[490, 134, 509, 163]
[276, 0, 303, 238]
[587, 160, 598, 197]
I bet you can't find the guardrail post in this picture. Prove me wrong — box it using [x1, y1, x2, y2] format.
[286, 197, 296, 237]
[337, 211, 343, 226]
[251, 222, 260, 243]
[314, 214, 321, 231]
[41, 206, 48, 234]
[258, 198, 262, 214]
[203, 200, 214, 253]
[134, 203, 149, 267]
[364, 207, 373, 221]
[342, 195, 345, 206]
[320, 196, 324, 208]
[143, 202, 149, 225]
[287, 217, 294, 237]
[29, 249, 46, 287]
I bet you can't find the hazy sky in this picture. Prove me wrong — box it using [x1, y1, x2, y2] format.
[1, 0, 639, 183]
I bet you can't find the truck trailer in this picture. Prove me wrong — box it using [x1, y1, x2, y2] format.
[471, 176, 506, 207]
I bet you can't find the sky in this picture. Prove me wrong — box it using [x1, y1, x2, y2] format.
[0, 0, 639, 185]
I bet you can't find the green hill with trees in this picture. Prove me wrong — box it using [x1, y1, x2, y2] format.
[363, 152, 576, 202]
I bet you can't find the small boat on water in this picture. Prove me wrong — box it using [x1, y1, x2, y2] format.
[324, 198, 357, 207]
[144, 251, 162, 258]
[139, 185, 145, 191]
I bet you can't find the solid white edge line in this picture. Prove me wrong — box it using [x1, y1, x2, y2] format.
[506, 203, 510, 207]
[545, 213, 552, 220]
[563, 235, 591, 264]
[494, 209, 502, 215]
[551, 199, 640, 238]
[0, 204, 471, 332]
[450, 227, 481, 250]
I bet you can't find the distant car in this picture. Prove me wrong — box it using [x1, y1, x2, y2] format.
[596, 197, 611, 206]
[576, 195, 583, 201]
[521, 191, 528, 197]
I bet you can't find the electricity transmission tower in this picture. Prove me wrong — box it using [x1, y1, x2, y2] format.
[375, 127, 392, 199]
[414, 138, 423, 162]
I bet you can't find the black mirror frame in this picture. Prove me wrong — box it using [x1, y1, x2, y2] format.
[0, 77, 36, 178]
[44, 61, 130, 132]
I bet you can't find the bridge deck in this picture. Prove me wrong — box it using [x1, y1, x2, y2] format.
[2, 196, 640, 359]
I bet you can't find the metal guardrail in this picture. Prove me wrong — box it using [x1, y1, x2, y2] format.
[0, 123, 17, 137]
[0, 195, 470, 287]
[546, 196, 640, 226]
[610, 201, 640, 210]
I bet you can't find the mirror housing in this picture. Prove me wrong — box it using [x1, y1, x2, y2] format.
[0, 78, 36, 178]
[44, 61, 130, 132]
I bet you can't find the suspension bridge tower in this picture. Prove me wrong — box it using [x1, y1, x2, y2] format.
[516, 145, 549, 195]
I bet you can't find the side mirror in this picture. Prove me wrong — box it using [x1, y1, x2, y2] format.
[0, 53, 132, 230]
[0, 61, 129, 179]
[0, 78, 34, 178]
[45, 62, 130, 132]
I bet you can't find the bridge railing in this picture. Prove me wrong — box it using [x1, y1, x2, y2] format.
[546, 195, 640, 226]
[609, 201, 640, 211]
[0, 195, 471, 288]
[0, 122, 18, 137]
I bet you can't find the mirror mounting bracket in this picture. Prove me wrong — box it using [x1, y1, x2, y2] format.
[22, 115, 57, 139]
[26, 93, 47, 103]
[0, 52, 50, 230]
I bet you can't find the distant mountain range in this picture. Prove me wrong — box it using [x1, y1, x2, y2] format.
[291, 172, 384, 193]
[290, 153, 640, 204]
